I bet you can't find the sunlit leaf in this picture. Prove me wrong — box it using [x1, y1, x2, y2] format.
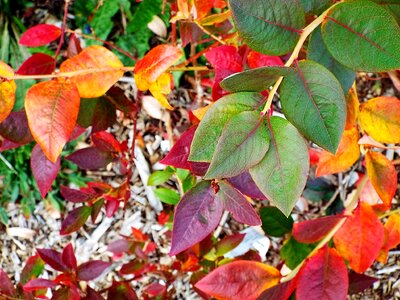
[0, 61, 16, 124]
[260, 206, 294, 237]
[345, 87, 359, 130]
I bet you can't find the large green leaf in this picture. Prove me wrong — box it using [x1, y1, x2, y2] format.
[307, 26, 355, 93]
[189, 92, 265, 162]
[321, 0, 400, 72]
[300, 0, 333, 14]
[228, 0, 305, 55]
[260, 206, 294, 237]
[220, 66, 293, 92]
[280, 60, 346, 153]
[280, 236, 314, 269]
[249, 117, 309, 216]
[204, 111, 269, 179]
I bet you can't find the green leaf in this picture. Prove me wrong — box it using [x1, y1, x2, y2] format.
[189, 92, 265, 162]
[220, 66, 293, 92]
[249, 117, 309, 216]
[321, 0, 400, 72]
[229, 0, 305, 55]
[280, 236, 314, 269]
[87, 1, 120, 45]
[205, 111, 269, 179]
[154, 188, 180, 205]
[148, 167, 175, 186]
[300, 0, 333, 14]
[280, 60, 346, 153]
[260, 207, 294, 237]
[307, 26, 356, 93]
[0, 207, 8, 225]
[127, 0, 163, 33]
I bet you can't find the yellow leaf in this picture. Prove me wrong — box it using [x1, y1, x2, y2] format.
[0, 61, 16, 123]
[148, 73, 173, 110]
[345, 86, 359, 130]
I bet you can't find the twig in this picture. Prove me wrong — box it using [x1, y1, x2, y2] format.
[54, 0, 70, 62]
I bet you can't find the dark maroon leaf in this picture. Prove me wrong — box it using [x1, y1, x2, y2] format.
[170, 181, 224, 256]
[92, 131, 121, 152]
[180, 22, 203, 47]
[19, 24, 61, 47]
[17, 53, 55, 75]
[67, 33, 82, 58]
[77, 260, 111, 281]
[23, 278, 58, 291]
[227, 171, 266, 200]
[217, 181, 261, 226]
[348, 272, 378, 295]
[51, 286, 80, 300]
[66, 147, 114, 170]
[92, 97, 117, 133]
[61, 243, 77, 270]
[119, 261, 149, 276]
[188, 161, 210, 177]
[0, 269, 17, 297]
[257, 279, 297, 300]
[60, 206, 92, 235]
[91, 199, 105, 222]
[31, 144, 60, 197]
[60, 186, 97, 203]
[107, 281, 138, 300]
[82, 287, 105, 300]
[0, 139, 23, 151]
[20, 255, 45, 285]
[37, 248, 67, 272]
[105, 86, 135, 115]
[0, 111, 34, 145]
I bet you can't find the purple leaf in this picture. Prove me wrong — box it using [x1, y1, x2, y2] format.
[227, 171, 266, 200]
[82, 287, 105, 300]
[66, 147, 114, 170]
[60, 206, 92, 235]
[36, 248, 67, 272]
[348, 272, 378, 295]
[217, 181, 261, 226]
[107, 239, 130, 255]
[31, 144, 60, 197]
[170, 181, 223, 256]
[61, 243, 77, 270]
[23, 278, 58, 291]
[60, 186, 97, 203]
[77, 261, 111, 281]
[0, 111, 34, 145]
[0, 269, 17, 297]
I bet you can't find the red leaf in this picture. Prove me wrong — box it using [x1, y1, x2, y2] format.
[0, 269, 17, 297]
[247, 51, 283, 69]
[293, 215, 346, 244]
[296, 247, 348, 300]
[257, 279, 297, 300]
[82, 287, 105, 300]
[37, 248, 67, 272]
[0, 111, 34, 145]
[66, 147, 114, 170]
[226, 171, 266, 200]
[333, 202, 384, 273]
[195, 260, 281, 300]
[77, 260, 111, 281]
[60, 206, 92, 235]
[31, 144, 60, 197]
[61, 243, 77, 270]
[92, 131, 121, 152]
[105, 86, 136, 115]
[217, 181, 261, 226]
[23, 278, 58, 291]
[19, 24, 61, 47]
[0, 139, 22, 152]
[170, 181, 223, 256]
[348, 272, 378, 295]
[17, 53, 55, 75]
[60, 186, 98, 203]
[215, 233, 245, 257]
[143, 282, 166, 298]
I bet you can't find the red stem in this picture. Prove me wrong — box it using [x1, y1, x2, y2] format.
[54, 0, 70, 63]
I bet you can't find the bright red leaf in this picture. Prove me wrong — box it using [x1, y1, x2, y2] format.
[17, 53, 55, 75]
[92, 131, 121, 152]
[247, 50, 283, 69]
[19, 24, 61, 47]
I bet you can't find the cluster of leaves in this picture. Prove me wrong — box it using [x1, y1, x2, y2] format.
[0, 0, 400, 299]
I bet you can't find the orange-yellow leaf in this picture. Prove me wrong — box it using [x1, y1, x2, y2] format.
[200, 11, 231, 26]
[378, 214, 400, 263]
[316, 128, 360, 177]
[0, 61, 16, 123]
[195, 260, 281, 300]
[192, 104, 212, 121]
[345, 87, 359, 130]
[60, 45, 123, 98]
[134, 45, 182, 91]
[359, 97, 400, 144]
[148, 73, 173, 110]
[365, 151, 397, 210]
[25, 79, 80, 162]
[333, 202, 384, 273]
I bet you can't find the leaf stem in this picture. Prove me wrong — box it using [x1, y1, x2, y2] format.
[194, 21, 226, 45]
[261, 5, 335, 115]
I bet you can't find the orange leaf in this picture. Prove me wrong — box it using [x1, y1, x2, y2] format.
[345, 87, 359, 130]
[0, 61, 16, 123]
[134, 45, 182, 91]
[60, 45, 123, 98]
[359, 96, 400, 144]
[316, 128, 360, 177]
[195, 260, 281, 300]
[378, 214, 400, 263]
[333, 202, 384, 273]
[25, 79, 80, 162]
[365, 151, 397, 210]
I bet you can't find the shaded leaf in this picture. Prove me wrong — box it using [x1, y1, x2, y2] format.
[66, 147, 114, 170]
[92, 131, 121, 153]
[322, 0, 400, 72]
[37, 248, 66, 272]
[92, 96, 117, 133]
[60, 186, 97, 203]
[23, 278, 58, 291]
[333, 202, 384, 273]
[170, 181, 223, 256]
[107, 281, 138, 300]
[229, 0, 305, 55]
[280, 236, 314, 269]
[19, 24, 61, 47]
[300, 0, 333, 14]
[257, 279, 297, 300]
[25, 79, 80, 162]
[60, 45, 124, 98]
[250, 116, 309, 216]
[77, 261, 111, 281]
[296, 247, 348, 300]
[0, 111, 34, 145]
[358, 96, 400, 144]
[348, 272, 378, 295]
[260, 206, 294, 237]
[195, 260, 281, 300]
[60, 206, 92, 235]
[226, 171, 266, 200]
[280, 60, 346, 153]
[17, 53, 55, 75]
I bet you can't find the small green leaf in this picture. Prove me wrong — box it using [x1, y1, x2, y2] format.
[321, 0, 400, 72]
[154, 188, 180, 205]
[260, 207, 294, 237]
[220, 66, 293, 92]
[250, 117, 309, 216]
[280, 236, 314, 269]
[148, 167, 175, 186]
[205, 111, 269, 179]
[189, 92, 265, 162]
[307, 26, 355, 93]
[280, 60, 346, 153]
[0, 207, 8, 225]
[229, 0, 305, 55]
